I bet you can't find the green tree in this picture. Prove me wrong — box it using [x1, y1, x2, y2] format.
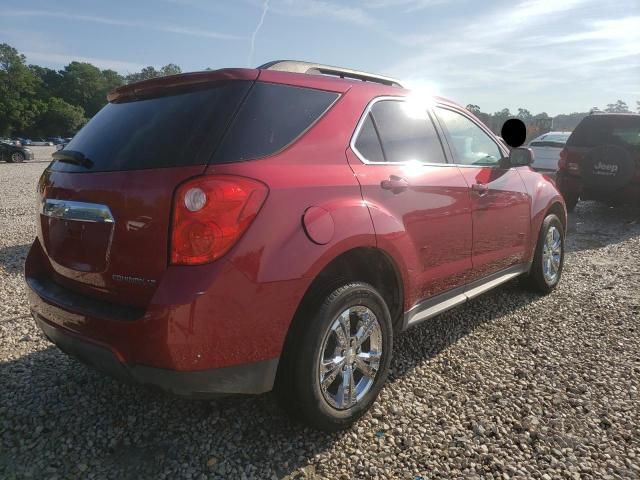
[160, 63, 181, 76]
[55, 62, 124, 117]
[604, 100, 630, 113]
[125, 64, 183, 83]
[32, 97, 86, 137]
[0, 43, 40, 136]
[465, 104, 491, 128]
[517, 108, 532, 122]
[465, 104, 481, 115]
[30, 65, 63, 100]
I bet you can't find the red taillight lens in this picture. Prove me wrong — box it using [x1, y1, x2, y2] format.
[558, 148, 580, 174]
[170, 175, 268, 265]
[558, 148, 568, 169]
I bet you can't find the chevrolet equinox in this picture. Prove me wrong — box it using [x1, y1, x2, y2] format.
[26, 60, 567, 431]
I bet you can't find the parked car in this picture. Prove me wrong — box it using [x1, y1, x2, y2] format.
[47, 136, 66, 145]
[25, 61, 567, 430]
[557, 113, 640, 211]
[1, 140, 34, 162]
[15, 137, 32, 146]
[528, 131, 571, 172]
[54, 143, 67, 152]
[31, 138, 55, 146]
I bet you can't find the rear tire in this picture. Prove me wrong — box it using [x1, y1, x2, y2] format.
[276, 282, 393, 431]
[562, 191, 578, 212]
[10, 152, 25, 163]
[522, 214, 565, 294]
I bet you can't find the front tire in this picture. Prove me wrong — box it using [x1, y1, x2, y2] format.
[522, 214, 565, 294]
[276, 282, 393, 431]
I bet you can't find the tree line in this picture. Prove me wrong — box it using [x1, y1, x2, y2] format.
[466, 99, 639, 141]
[0, 43, 183, 138]
[1, 42, 638, 139]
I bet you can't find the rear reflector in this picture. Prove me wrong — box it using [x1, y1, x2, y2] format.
[170, 175, 268, 265]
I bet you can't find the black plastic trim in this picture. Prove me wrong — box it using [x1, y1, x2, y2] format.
[34, 314, 279, 396]
[26, 275, 144, 322]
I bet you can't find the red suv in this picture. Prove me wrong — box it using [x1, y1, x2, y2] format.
[26, 61, 566, 430]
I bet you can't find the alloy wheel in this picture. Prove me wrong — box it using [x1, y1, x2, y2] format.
[318, 306, 383, 410]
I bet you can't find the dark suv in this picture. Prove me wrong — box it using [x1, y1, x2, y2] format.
[26, 60, 566, 430]
[557, 113, 640, 211]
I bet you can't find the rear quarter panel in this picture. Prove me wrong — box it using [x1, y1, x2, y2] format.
[204, 85, 382, 284]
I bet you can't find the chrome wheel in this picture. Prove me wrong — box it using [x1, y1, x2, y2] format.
[542, 225, 562, 284]
[318, 306, 383, 410]
[11, 152, 24, 163]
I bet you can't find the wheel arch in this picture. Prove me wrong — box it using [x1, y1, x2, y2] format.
[546, 200, 567, 230]
[277, 245, 404, 371]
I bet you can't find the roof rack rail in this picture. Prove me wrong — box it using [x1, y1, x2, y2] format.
[258, 60, 404, 88]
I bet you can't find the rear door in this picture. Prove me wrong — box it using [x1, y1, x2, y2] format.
[347, 97, 473, 304]
[37, 78, 255, 308]
[434, 105, 531, 280]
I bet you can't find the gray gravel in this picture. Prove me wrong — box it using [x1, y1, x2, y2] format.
[1, 149, 639, 479]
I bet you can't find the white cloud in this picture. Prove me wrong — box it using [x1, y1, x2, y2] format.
[247, 0, 270, 67]
[266, 0, 376, 26]
[381, 0, 640, 113]
[364, 0, 449, 11]
[22, 51, 145, 72]
[0, 9, 244, 40]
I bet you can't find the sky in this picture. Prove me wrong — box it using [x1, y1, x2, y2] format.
[1, 0, 639, 116]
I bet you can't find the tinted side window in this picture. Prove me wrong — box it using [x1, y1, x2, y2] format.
[568, 115, 640, 148]
[354, 114, 384, 163]
[369, 100, 446, 164]
[436, 107, 502, 166]
[214, 83, 339, 162]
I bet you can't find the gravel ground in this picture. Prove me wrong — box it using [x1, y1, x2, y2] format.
[1, 149, 639, 479]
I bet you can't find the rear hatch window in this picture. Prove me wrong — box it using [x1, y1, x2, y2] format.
[567, 115, 640, 149]
[52, 81, 252, 173]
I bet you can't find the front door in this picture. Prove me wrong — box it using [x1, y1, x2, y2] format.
[347, 98, 473, 307]
[434, 105, 531, 280]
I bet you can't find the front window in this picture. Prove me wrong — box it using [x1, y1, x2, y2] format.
[436, 107, 502, 166]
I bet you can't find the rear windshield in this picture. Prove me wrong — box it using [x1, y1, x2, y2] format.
[530, 133, 569, 147]
[52, 81, 339, 172]
[52, 82, 252, 173]
[567, 115, 640, 148]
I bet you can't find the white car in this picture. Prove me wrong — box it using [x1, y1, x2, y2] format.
[528, 131, 571, 172]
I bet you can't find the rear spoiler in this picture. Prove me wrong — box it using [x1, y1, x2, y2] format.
[107, 69, 259, 103]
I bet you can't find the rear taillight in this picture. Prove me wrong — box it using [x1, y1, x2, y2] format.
[170, 175, 268, 265]
[558, 148, 568, 169]
[558, 148, 580, 174]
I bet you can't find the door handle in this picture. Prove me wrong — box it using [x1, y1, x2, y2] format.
[471, 183, 489, 195]
[381, 176, 409, 191]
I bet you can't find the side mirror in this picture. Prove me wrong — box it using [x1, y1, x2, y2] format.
[508, 147, 534, 167]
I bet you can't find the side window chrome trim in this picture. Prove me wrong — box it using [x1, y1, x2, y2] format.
[350, 96, 452, 167]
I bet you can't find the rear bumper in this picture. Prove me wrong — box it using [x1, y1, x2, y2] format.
[34, 313, 278, 396]
[556, 172, 640, 202]
[25, 238, 308, 396]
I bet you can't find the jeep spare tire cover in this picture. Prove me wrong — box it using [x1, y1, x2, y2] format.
[581, 144, 634, 190]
